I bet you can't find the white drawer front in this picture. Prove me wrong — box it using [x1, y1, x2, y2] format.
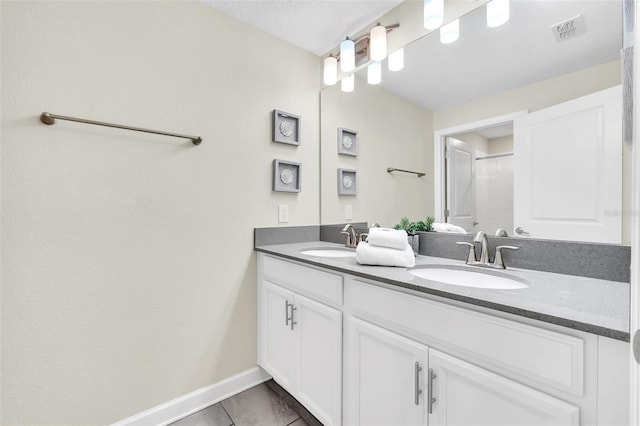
[262, 255, 343, 306]
[348, 279, 584, 396]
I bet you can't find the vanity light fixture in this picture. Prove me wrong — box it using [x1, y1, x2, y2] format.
[323, 55, 338, 85]
[424, 0, 444, 30]
[341, 74, 355, 92]
[340, 37, 355, 72]
[440, 19, 460, 44]
[324, 23, 399, 90]
[367, 61, 382, 85]
[487, 0, 509, 27]
[388, 48, 404, 71]
[369, 23, 387, 61]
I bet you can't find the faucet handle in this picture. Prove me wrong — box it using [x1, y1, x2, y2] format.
[358, 233, 368, 243]
[493, 245, 520, 269]
[456, 241, 477, 264]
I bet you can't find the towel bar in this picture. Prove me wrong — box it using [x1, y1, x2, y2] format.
[40, 112, 202, 145]
[387, 167, 426, 177]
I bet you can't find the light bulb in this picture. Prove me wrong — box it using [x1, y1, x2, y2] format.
[341, 74, 355, 92]
[440, 19, 459, 44]
[340, 38, 355, 72]
[369, 24, 387, 61]
[367, 61, 382, 85]
[487, 0, 509, 27]
[424, 0, 444, 30]
[388, 48, 404, 71]
[323, 56, 337, 86]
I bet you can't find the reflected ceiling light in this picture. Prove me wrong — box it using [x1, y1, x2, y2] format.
[369, 23, 387, 61]
[487, 0, 509, 27]
[388, 48, 404, 71]
[341, 74, 355, 92]
[367, 61, 382, 85]
[440, 19, 459, 44]
[340, 38, 355, 72]
[424, 0, 444, 30]
[323, 55, 338, 86]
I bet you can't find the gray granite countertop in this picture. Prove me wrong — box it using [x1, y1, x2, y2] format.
[255, 241, 630, 341]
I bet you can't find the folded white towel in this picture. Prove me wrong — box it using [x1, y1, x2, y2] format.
[367, 228, 409, 250]
[432, 223, 467, 234]
[356, 242, 415, 268]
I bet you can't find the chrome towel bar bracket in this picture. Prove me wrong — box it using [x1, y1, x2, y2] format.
[40, 112, 202, 145]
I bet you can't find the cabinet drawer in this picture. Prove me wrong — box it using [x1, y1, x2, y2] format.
[262, 255, 343, 306]
[347, 279, 584, 396]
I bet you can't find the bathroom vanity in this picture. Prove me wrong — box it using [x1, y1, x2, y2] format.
[255, 240, 630, 426]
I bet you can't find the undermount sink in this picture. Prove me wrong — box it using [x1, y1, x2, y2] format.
[300, 247, 356, 258]
[409, 265, 528, 290]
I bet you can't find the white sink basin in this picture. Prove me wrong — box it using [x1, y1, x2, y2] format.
[300, 248, 356, 258]
[409, 265, 528, 290]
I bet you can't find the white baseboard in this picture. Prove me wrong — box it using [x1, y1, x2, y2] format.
[111, 367, 272, 426]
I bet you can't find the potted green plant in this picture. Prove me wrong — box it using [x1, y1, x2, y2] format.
[393, 216, 435, 254]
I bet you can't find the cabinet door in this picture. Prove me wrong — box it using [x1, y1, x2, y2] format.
[344, 317, 428, 426]
[429, 349, 579, 426]
[295, 294, 342, 426]
[261, 281, 295, 391]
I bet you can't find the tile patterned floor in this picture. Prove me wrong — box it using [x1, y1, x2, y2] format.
[170, 380, 322, 426]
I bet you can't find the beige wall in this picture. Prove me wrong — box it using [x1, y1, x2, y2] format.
[321, 77, 433, 227]
[489, 136, 513, 155]
[433, 60, 622, 129]
[0, 1, 319, 424]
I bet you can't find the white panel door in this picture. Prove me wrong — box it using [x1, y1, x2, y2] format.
[446, 137, 476, 232]
[513, 86, 622, 243]
[295, 294, 342, 426]
[344, 317, 428, 426]
[429, 349, 579, 426]
[261, 281, 295, 392]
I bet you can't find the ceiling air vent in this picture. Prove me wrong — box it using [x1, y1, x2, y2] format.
[550, 15, 584, 42]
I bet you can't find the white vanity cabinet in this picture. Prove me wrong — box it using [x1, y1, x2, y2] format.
[428, 349, 578, 426]
[343, 317, 429, 426]
[257, 253, 629, 426]
[343, 315, 578, 426]
[258, 255, 343, 426]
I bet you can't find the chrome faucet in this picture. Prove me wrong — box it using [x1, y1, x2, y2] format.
[474, 231, 490, 264]
[456, 231, 520, 269]
[341, 224, 358, 248]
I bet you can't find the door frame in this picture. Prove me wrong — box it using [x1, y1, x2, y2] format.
[433, 111, 527, 223]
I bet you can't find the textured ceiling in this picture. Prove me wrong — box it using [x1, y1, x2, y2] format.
[205, 0, 404, 56]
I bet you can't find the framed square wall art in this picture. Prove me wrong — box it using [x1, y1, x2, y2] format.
[273, 160, 301, 192]
[337, 168, 357, 195]
[337, 128, 358, 156]
[273, 110, 301, 145]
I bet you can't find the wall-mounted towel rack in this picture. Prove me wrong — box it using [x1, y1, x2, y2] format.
[387, 167, 426, 177]
[40, 112, 202, 145]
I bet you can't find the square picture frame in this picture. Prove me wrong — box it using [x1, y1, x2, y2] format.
[337, 168, 357, 195]
[337, 128, 358, 156]
[273, 159, 301, 192]
[273, 110, 301, 145]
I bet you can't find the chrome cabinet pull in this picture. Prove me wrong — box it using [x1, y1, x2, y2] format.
[428, 368, 437, 414]
[285, 300, 294, 328]
[284, 300, 297, 330]
[414, 362, 423, 405]
[290, 306, 297, 330]
[515, 226, 530, 236]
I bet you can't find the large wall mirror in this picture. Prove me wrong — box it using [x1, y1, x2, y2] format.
[320, 0, 630, 245]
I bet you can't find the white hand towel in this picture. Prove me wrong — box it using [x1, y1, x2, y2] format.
[356, 242, 416, 268]
[432, 223, 467, 234]
[367, 228, 409, 250]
